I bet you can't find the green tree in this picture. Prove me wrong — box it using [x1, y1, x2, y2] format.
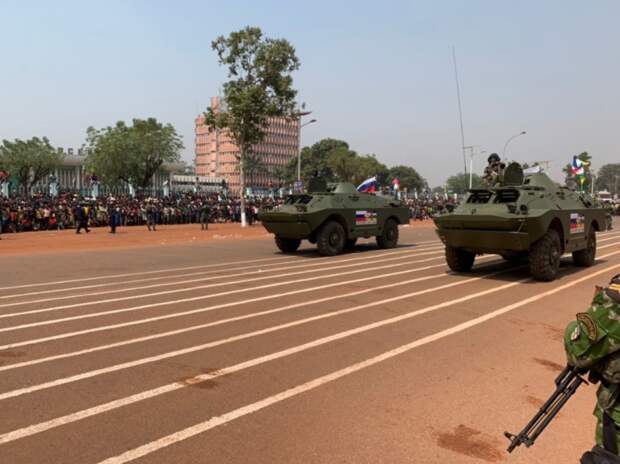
[388, 165, 427, 193]
[85, 118, 183, 191]
[352, 154, 389, 186]
[594, 163, 620, 196]
[446, 172, 483, 195]
[563, 152, 592, 191]
[285, 138, 348, 183]
[0, 137, 63, 196]
[327, 146, 358, 182]
[204, 26, 300, 226]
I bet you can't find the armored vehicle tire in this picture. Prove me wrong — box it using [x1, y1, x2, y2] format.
[377, 219, 399, 249]
[445, 246, 475, 272]
[344, 238, 357, 250]
[529, 229, 561, 281]
[275, 236, 301, 253]
[317, 220, 345, 256]
[572, 229, 596, 267]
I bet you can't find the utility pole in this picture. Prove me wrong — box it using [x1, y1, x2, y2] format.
[452, 46, 467, 174]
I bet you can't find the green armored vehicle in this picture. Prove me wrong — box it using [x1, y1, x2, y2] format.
[259, 182, 410, 256]
[434, 163, 608, 281]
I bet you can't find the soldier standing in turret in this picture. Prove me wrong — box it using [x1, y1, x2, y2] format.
[482, 153, 506, 187]
[564, 275, 620, 463]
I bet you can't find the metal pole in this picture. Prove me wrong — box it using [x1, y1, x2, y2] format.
[452, 46, 467, 174]
[503, 131, 527, 159]
[297, 120, 302, 183]
[296, 117, 317, 189]
[469, 153, 473, 189]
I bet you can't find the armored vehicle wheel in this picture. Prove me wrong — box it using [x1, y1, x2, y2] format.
[377, 219, 399, 249]
[275, 236, 301, 253]
[317, 220, 345, 256]
[529, 228, 561, 281]
[572, 228, 596, 267]
[445, 246, 475, 272]
[344, 238, 357, 250]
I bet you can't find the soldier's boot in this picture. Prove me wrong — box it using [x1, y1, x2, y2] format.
[581, 446, 620, 464]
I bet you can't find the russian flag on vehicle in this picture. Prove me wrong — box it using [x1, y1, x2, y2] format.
[357, 176, 377, 193]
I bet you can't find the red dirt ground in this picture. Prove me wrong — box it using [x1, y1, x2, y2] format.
[0, 220, 434, 257]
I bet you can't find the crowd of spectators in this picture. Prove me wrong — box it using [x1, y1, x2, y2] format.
[0, 192, 285, 233]
[405, 197, 459, 221]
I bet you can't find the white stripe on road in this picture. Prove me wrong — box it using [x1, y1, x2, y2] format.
[0, 257, 503, 372]
[94, 260, 620, 464]
[0, 253, 441, 330]
[1, 250, 618, 445]
[0, 266, 521, 442]
[0, 246, 444, 310]
[0, 237, 444, 292]
[0, 245, 444, 301]
[0, 255, 448, 344]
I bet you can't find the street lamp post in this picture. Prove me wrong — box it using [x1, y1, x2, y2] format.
[296, 116, 317, 188]
[464, 145, 483, 189]
[502, 131, 527, 159]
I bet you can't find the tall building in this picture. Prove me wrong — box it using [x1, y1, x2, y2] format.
[195, 96, 300, 193]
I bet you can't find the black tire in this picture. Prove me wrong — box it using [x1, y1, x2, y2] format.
[572, 228, 596, 267]
[445, 246, 475, 272]
[317, 220, 345, 256]
[344, 238, 357, 250]
[376, 219, 399, 249]
[529, 228, 562, 281]
[275, 236, 301, 253]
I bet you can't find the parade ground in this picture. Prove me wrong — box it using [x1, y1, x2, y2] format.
[0, 218, 619, 464]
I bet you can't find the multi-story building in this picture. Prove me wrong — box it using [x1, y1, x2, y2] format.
[195, 96, 300, 193]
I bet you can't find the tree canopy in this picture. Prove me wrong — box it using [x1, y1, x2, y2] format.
[0, 137, 63, 195]
[85, 118, 183, 190]
[204, 26, 300, 225]
[388, 165, 427, 193]
[284, 137, 427, 191]
[595, 163, 620, 195]
[446, 172, 483, 195]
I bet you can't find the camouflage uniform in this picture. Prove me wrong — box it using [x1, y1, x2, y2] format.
[564, 275, 620, 462]
[482, 161, 504, 187]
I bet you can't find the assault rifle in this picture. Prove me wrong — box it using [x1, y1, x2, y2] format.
[505, 365, 587, 453]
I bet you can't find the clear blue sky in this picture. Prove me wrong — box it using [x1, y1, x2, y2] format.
[1, 0, 618, 186]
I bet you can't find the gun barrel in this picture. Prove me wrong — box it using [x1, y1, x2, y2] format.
[505, 366, 585, 453]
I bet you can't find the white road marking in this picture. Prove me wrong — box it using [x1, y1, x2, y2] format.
[0, 247, 445, 309]
[1, 250, 618, 445]
[0, 237, 444, 292]
[0, 245, 444, 301]
[0, 266, 522, 442]
[93, 260, 620, 464]
[0, 254, 447, 342]
[0, 257, 503, 372]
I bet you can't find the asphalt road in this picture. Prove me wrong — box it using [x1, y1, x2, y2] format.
[1, 220, 619, 464]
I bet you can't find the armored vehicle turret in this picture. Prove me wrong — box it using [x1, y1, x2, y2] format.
[434, 163, 608, 281]
[259, 182, 410, 256]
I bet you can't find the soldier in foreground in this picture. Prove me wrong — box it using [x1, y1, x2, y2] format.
[565, 275, 620, 463]
[505, 275, 620, 463]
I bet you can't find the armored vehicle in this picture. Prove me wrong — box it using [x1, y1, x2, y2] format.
[259, 182, 410, 256]
[434, 163, 608, 281]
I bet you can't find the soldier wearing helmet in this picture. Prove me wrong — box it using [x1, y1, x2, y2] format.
[564, 274, 620, 463]
[482, 153, 506, 187]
